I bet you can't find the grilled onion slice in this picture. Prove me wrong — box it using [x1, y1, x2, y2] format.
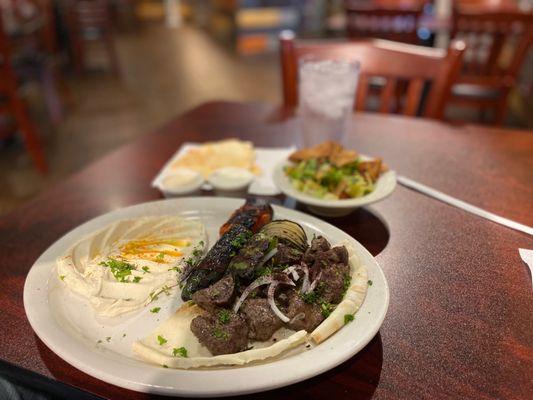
[260, 220, 308, 252]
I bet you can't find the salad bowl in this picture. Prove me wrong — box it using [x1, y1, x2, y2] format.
[273, 160, 397, 217]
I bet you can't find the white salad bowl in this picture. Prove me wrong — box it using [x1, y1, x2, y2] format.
[273, 160, 397, 217]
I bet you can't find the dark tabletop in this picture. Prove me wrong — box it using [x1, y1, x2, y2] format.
[0, 101, 532, 399]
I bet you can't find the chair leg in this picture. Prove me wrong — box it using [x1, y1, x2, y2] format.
[9, 96, 47, 173]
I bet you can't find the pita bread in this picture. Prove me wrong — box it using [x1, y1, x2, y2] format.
[171, 139, 260, 177]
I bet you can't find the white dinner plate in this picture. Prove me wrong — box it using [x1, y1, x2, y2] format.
[24, 197, 389, 397]
[273, 160, 397, 217]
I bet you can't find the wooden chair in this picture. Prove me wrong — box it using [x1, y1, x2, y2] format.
[449, 8, 533, 124]
[3, 0, 65, 124]
[344, 1, 425, 44]
[279, 31, 465, 119]
[0, 18, 47, 173]
[64, 0, 120, 76]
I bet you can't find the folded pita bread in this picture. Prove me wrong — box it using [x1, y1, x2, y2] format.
[171, 139, 260, 178]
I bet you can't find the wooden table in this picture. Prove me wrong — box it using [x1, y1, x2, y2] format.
[1, 101, 532, 399]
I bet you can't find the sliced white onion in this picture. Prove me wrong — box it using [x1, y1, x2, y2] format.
[299, 264, 310, 293]
[267, 282, 291, 323]
[285, 264, 311, 293]
[233, 275, 274, 313]
[256, 248, 278, 270]
[283, 266, 300, 281]
[283, 265, 297, 274]
[289, 312, 305, 324]
[306, 270, 322, 293]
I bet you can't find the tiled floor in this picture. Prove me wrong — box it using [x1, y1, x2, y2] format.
[0, 24, 280, 215]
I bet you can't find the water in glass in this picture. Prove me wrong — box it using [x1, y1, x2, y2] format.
[299, 59, 359, 146]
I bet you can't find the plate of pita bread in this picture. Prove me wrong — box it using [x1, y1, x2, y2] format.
[152, 139, 294, 197]
[24, 197, 388, 397]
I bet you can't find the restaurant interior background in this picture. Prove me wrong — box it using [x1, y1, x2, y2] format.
[0, 0, 532, 216]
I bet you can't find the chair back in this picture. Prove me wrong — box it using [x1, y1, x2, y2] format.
[451, 8, 533, 87]
[65, 0, 112, 32]
[345, 1, 424, 44]
[280, 32, 465, 119]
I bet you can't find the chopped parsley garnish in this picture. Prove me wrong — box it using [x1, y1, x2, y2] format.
[344, 314, 354, 324]
[213, 328, 228, 339]
[150, 307, 161, 314]
[256, 265, 272, 277]
[320, 302, 334, 318]
[300, 290, 319, 304]
[192, 248, 203, 258]
[106, 336, 111, 342]
[367, 280, 373, 286]
[156, 252, 165, 261]
[162, 364, 168, 368]
[230, 232, 251, 249]
[122, 333, 126, 337]
[267, 236, 278, 252]
[142, 266, 150, 273]
[59, 275, 66, 281]
[343, 276, 351, 294]
[168, 266, 181, 273]
[150, 285, 173, 303]
[183, 241, 206, 270]
[97, 340, 102, 344]
[157, 335, 167, 345]
[172, 347, 188, 357]
[217, 309, 231, 324]
[132, 276, 142, 283]
[300, 288, 336, 318]
[99, 258, 135, 282]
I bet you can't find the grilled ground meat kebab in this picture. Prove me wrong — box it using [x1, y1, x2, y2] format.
[181, 199, 273, 300]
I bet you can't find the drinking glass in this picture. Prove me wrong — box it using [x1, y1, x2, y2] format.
[298, 58, 360, 146]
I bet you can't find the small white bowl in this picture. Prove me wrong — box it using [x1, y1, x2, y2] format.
[273, 159, 397, 217]
[160, 168, 204, 197]
[207, 167, 253, 198]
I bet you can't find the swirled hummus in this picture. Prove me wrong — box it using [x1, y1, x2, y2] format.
[57, 216, 206, 317]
